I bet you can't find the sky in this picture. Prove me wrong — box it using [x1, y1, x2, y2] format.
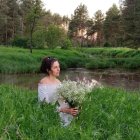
[42, 0, 120, 18]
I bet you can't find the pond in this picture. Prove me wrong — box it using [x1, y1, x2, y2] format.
[0, 68, 140, 91]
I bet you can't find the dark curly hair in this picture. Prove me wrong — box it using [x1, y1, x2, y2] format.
[40, 56, 58, 75]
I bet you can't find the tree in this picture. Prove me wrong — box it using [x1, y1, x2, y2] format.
[122, 0, 135, 46]
[0, 0, 21, 45]
[46, 25, 66, 49]
[122, 0, 140, 48]
[104, 4, 122, 46]
[62, 16, 70, 25]
[86, 19, 94, 35]
[52, 13, 62, 25]
[0, 0, 68, 49]
[62, 15, 70, 32]
[39, 11, 65, 31]
[32, 27, 47, 48]
[68, 4, 89, 38]
[135, 0, 140, 47]
[93, 10, 104, 46]
[0, 0, 8, 44]
[21, 0, 43, 53]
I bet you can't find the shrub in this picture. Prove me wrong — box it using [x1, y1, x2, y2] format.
[46, 25, 67, 49]
[104, 42, 111, 47]
[11, 36, 28, 48]
[32, 29, 47, 48]
[61, 38, 73, 49]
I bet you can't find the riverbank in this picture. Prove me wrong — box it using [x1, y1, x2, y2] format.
[0, 46, 140, 74]
[0, 84, 140, 139]
[82, 47, 140, 70]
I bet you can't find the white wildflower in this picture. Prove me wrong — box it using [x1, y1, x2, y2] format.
[57, 79, 102, 107]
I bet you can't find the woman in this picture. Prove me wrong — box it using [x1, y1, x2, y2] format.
[38, 56, 78, 126]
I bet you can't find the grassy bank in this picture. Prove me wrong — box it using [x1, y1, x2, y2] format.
[81, 47, 140, 69]
[0, 46, 140, 73]
[0, 85, 140, 139]
[81, 47, 140, 58]
[0, 46, 87, 74]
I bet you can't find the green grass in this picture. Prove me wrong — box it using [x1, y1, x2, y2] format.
[0, 46, 87, 73]
[86, 58, 140, 69]
[0, 46, 140, 74]
[79, 47, 140, 70]
[0, 84, 140, 139]
[81, 47, 140, 58]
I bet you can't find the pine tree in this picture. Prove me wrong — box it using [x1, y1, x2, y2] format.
[104, 4, 121, 46]
[93, 10, 104, 46]
[69, 4, 89, 38]
[122, 0, 140, 48]
[0, 0, 21, 45]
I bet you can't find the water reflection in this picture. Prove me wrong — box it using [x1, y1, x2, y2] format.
[0, 68, 140, 91]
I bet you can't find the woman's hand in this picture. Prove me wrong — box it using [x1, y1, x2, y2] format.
[69, 108, 79, 116]
[60, 107, 79, 116]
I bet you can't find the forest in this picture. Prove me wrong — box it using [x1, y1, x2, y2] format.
[0, 0, 140, 53]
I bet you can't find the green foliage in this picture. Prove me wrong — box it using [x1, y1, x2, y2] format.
[104, 42, 111, 47]
[32, 29, 47, 48]
[68, 4, 89, 37]
[0, 85, 140, 139]
[61, 38, 73, 49]
[11, 36, 29, 48]
[80, 47, 140, 69]
[1, 0, 140, 49]
[46, 25, 67, 49]
[86, 59, 116, 69]
[122, 0, 140, 47]
[81, 47, 140, 58]
[26, 0, 43, 24]
[0, 0, 21, 44]
[86, 58, 140, 70]
[104, 4, 122, 46]
[25, 0, 43, 53]
[93, 10, 104, 46]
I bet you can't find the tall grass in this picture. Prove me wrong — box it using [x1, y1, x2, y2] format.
[0, 46, 140, 74]
[80, 47, 140, 70]
[81, 47, 140, 58]
[0, 46, 87, 73]
[0, 84, 140, 139]
[86, 58, 140, 69]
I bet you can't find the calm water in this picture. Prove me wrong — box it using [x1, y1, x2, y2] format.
[0, 68, 140, 91]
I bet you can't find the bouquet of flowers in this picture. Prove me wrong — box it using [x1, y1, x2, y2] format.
[57, 79, 102, 108]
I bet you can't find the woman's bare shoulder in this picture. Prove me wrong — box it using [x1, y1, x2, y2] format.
[39, 77, 61, 84]
[39, 77, 48, 84]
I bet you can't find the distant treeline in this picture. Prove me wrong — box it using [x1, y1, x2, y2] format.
[0, 0, 140, 52]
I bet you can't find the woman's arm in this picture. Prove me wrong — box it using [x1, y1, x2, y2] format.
[38, 85, 49, 102]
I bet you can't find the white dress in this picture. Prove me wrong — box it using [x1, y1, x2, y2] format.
[38, 83, 73, 127]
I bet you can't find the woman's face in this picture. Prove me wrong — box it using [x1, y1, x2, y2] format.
[49, 61, 60, 77]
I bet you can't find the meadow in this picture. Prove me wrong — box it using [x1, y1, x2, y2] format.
[0, 46, 140, 139]
[0, 84, 140, 139]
